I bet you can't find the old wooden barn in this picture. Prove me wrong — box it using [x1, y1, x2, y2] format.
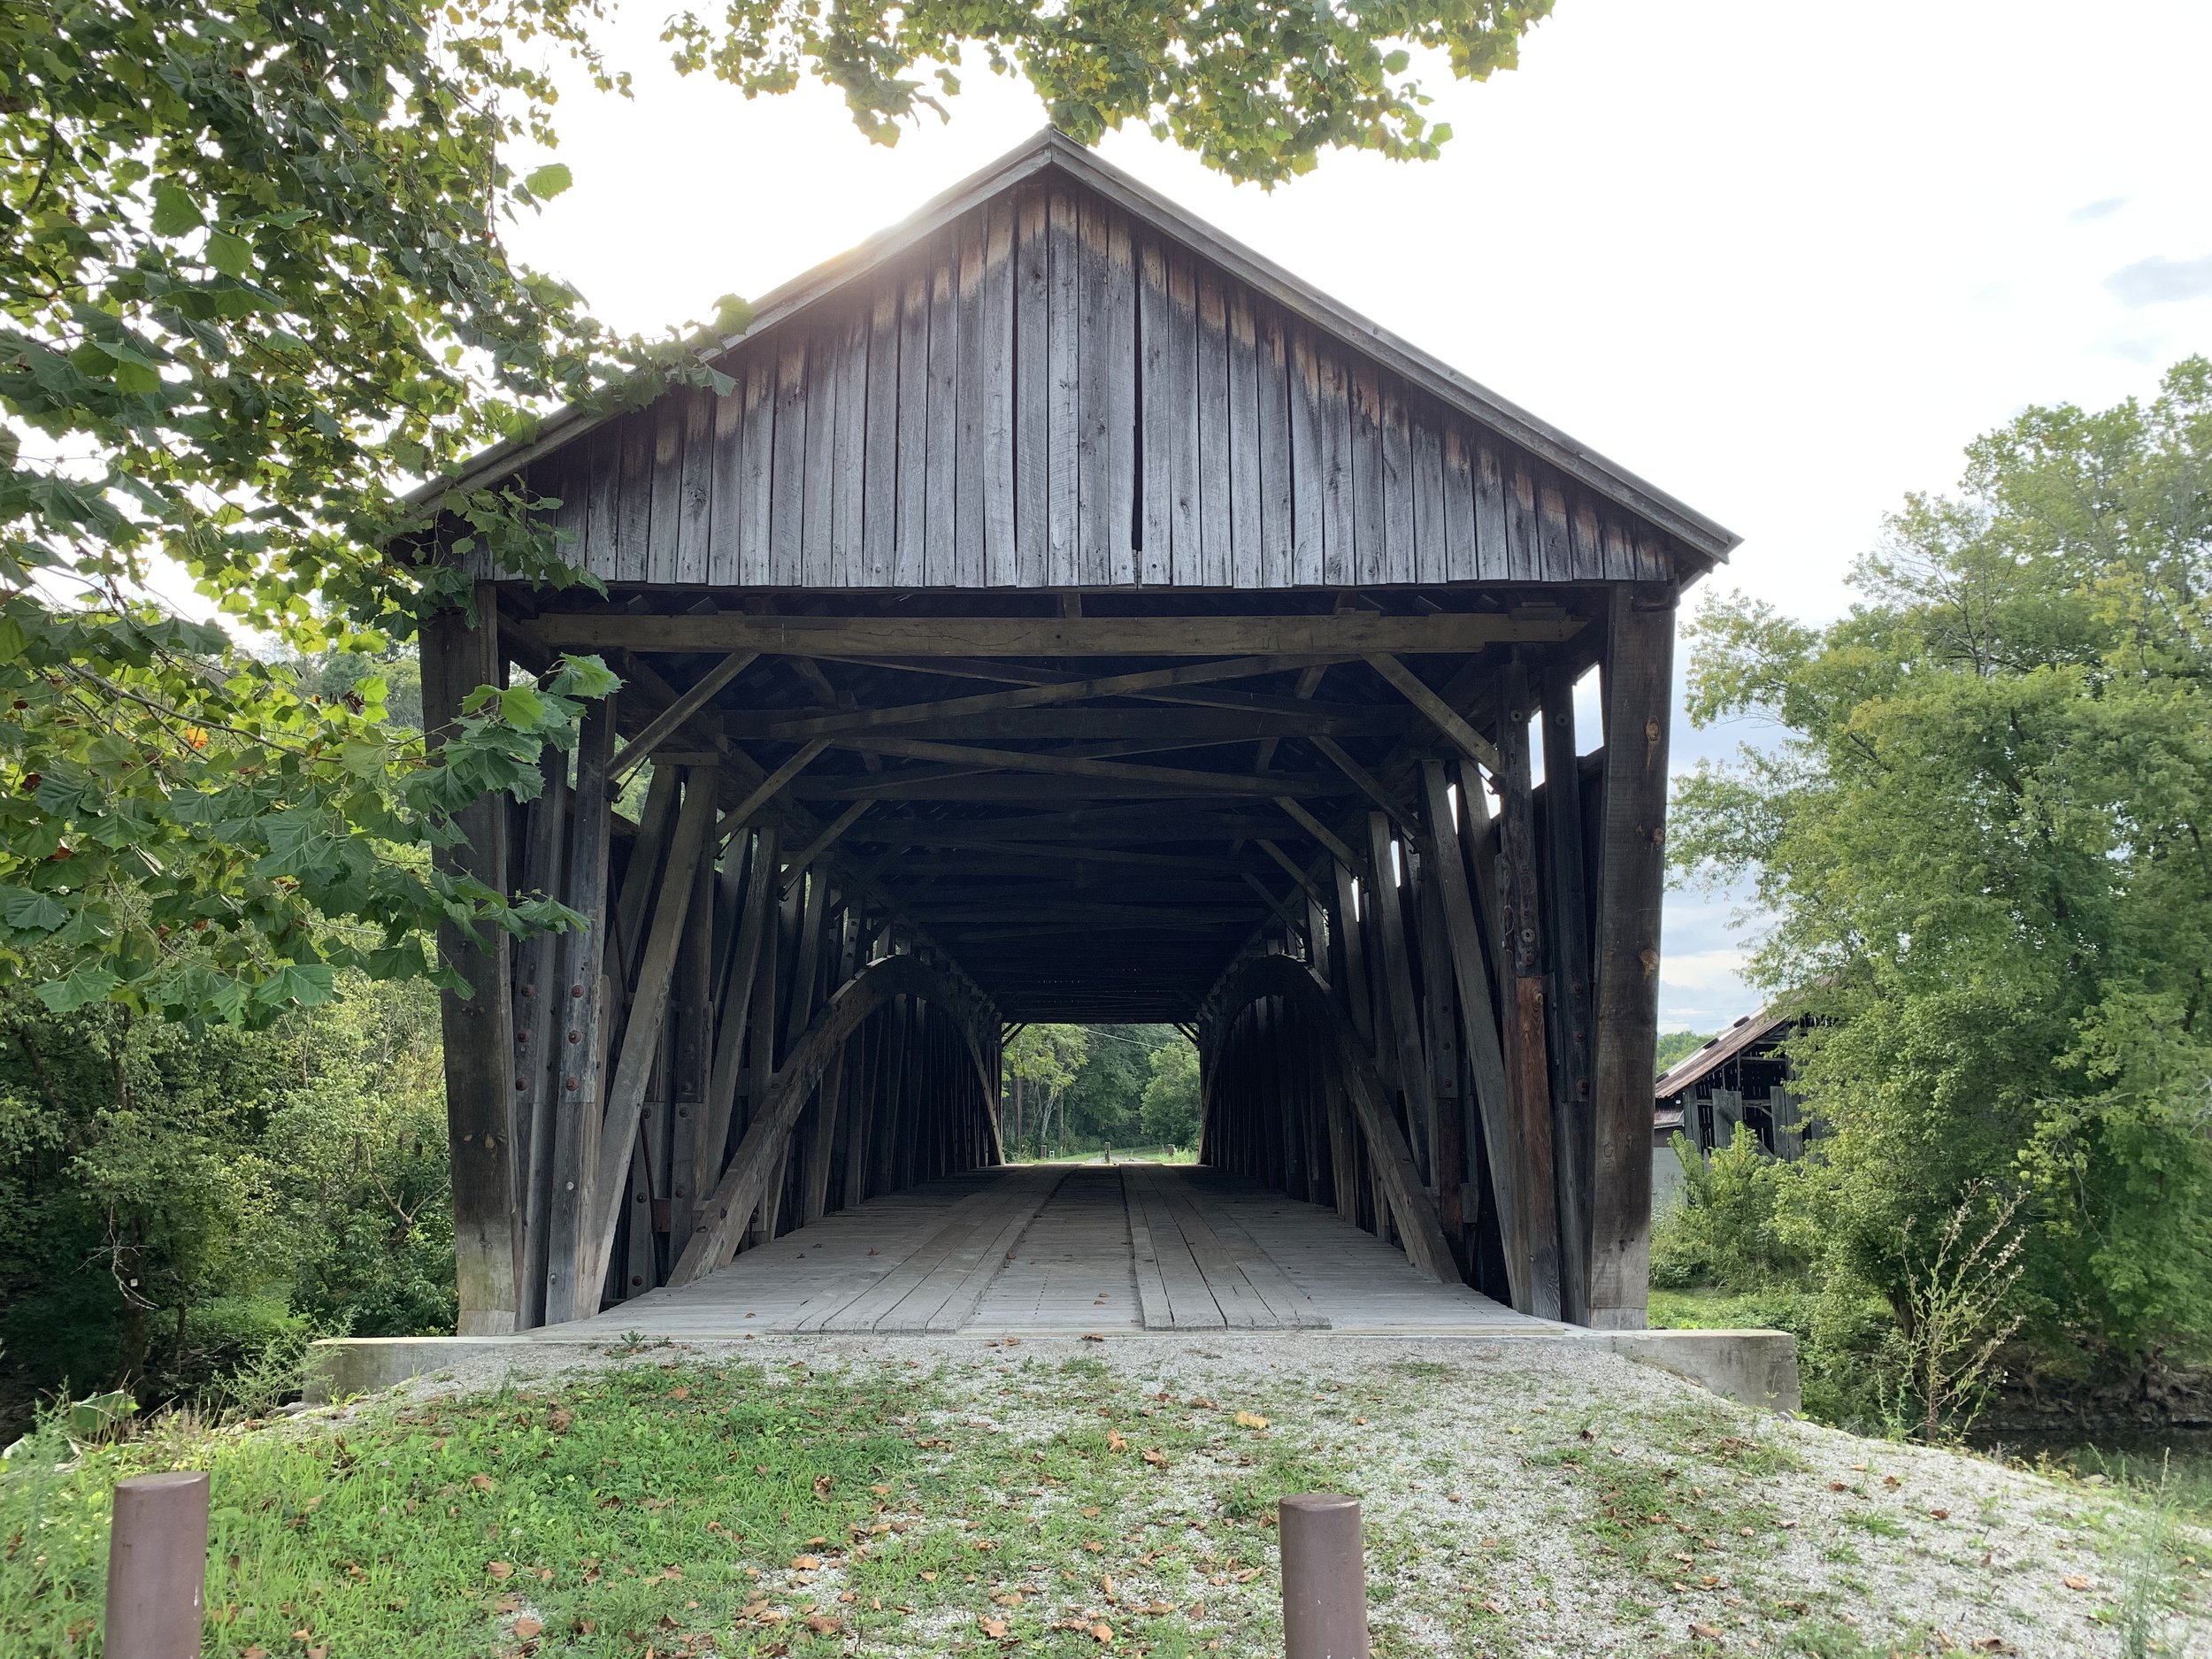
[419, 130, 1738, 1343]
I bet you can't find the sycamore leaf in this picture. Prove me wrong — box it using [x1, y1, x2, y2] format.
[524, 163, 573, 199]
[150, 182, 204, 236]
[205, 230, 254, 277]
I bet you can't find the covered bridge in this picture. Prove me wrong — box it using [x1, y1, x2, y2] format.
[419, 131, 1738, 1340]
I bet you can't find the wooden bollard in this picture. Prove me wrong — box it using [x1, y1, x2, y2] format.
[105, 1471, 209, 1659]
[1279, 1493, 1370, 1659]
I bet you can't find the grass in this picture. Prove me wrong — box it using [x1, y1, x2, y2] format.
[0, 1353, 1350, 1658]
[5, 1342, 2202, 1657]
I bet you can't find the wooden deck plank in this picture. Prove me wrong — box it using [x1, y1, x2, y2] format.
[551, 1162, 1548, 1338]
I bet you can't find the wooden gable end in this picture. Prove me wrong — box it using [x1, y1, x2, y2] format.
[489, 173, 1681, 590]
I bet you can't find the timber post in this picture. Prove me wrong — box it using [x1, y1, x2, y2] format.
[419, 588, 519, 1335]
[1587, 584, 1679, 1329]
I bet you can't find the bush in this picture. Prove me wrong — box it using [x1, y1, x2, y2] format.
[1649, 1127, 1802, 1291]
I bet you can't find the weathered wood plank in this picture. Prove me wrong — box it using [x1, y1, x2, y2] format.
[887, 267, 931, 588]
[1014, 192, 1050, 588]
[1196, 265, 1234, 587]
[1287, 325, 1325, 586]
[1076, 197, 1135, 585]
[862, 285, 902, 585]
[831, 303, 868, 583]
[1537, 471, 1574, 583]
[1588, 586, 1677, 1329]
[1045, 189, 1081, 588]
[1167, 247, 1202, 584]
[612, 411, 653, 584]
[950, 212, 987, 586]
[1473, 436, 1510, 580]
[979, 196, 1018, 586]
[735, 356, 775, 586]
[707, 374, 747, 587]
[926, 233, 961, 584]
[1411, 408, 1446, 586]
[676, 387, 715, 584]
[529, 610, 1582, 658]
[1137, 234, 1174, 586]
[770, 335, 809, 586]
[1348, 362, 1386, 584]
[1440, 424, 1477, 582]
[1379, 380, 1414, 585]
[647, 396, 686, 583]
[1256, 304, 1294, 588]
[801, 315, 841, 587]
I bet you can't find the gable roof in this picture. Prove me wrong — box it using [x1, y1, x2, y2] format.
[419, 129, 1738, 571]
[1655, 1003, 1796, 1100]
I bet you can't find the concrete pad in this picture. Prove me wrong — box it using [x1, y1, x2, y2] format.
[304, 1337, 611, 1403]
[1590, 1327, 1801, 1415]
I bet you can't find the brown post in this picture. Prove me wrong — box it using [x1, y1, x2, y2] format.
[1363, 812, 1438, 1190]
[1418, 759, 1531, 1311]
[543, 692, 617, 1325]
[1540, 664, 1597, 1325]
[1588, 584, 1678, 1329]
[1279, 1494, 1369, 1659]
[511, 745, 567, 1330]
[105, 1471, 209, 1659]
[419, 589, 519, 1334]
[1494, 657, 1563, 1320]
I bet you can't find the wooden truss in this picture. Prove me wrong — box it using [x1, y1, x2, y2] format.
[426, 582, 1675, 1333]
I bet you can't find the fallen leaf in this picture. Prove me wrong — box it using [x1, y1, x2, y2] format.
[1233, 1411, 1270, 1430]
[1081, 1333, 1106, 1342]
[992, 1590, 1024, 1605]
[2062, 1574, 2092, 1591]
[1827, 1481, 1849, 1492]
[791, 1556, 821, 1571]
[804, 1614, 841, 1634]
[1141, 1448, 1167, 1467]
[1929, 1508, 1951, 1520]
[979, 1616, 1010, 1639]
[668, 1386, 691, 1400]
[1479, 1598, 1507, 1616]
[513, 1617, 544, 1640]
[470, 1474, 495, 1492]
[1353, 1415, 1368, 1425]
[1102, 1574, 1115, 1595]
[1107, 1429, 1127, 1452]
[1690, 1622, 1724, 1640]
[813, 1475, 833, 1499]
[1089, 1621, 1114, 1642]
[922, 1571, 938, 1582]
[487, 1562, 513, 1580]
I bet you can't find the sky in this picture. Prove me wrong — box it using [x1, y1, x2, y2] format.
[500, 0, 2212, 1032]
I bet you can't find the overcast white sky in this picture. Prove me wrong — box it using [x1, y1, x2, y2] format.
[503, 0, 2212, 1032]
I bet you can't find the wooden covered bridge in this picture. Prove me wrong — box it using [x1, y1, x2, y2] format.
[419, 131, 1737, 1342]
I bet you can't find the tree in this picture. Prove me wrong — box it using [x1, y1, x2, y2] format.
[1004, 1024, 1088, 1155]
[1671, 358, 2212, 1376]
[667, 0, 1555, 182]
[1141, 1039, 1201, 1149]
[4, 0, 1556, 1028]
[0, 966, 455, 1427]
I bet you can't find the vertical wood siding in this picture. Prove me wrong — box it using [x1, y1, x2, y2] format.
[505, 184, 1680, 589]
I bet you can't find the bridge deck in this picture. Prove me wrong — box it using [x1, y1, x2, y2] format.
[557, 1164, 1555, 1339]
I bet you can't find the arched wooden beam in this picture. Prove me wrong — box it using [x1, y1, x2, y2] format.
[669, 952, 998, 1286]
[1199, 953, 1458, 1284]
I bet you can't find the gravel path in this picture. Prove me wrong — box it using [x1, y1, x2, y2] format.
[342, 1330, 2209, 1656]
